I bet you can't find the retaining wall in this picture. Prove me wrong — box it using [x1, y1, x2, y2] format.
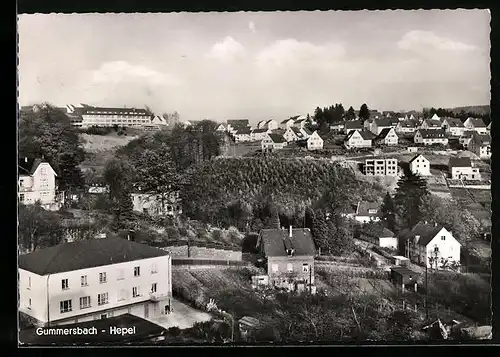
[161, 244, 242, 261]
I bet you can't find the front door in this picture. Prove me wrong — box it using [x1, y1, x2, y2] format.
[144, 303, 149, 318]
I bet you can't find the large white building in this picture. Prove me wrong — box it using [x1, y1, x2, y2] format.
[306, 131, 324, 150]
[409, 154, 431, 176]
[18, 158, 64, 211]
[414, 129, 448, 146]
[448, 157, 481, 181]
[65, 104, 152, 128]
[463, 117, 488, 135]
[18, 237, 173, 327]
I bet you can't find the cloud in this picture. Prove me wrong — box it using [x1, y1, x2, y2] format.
[205, 36, 246, 62]
[248, 21, 256, 33]
[255, 39, 345, 68]
[91, 61, 180, 85]
[398, 30, 477, 52]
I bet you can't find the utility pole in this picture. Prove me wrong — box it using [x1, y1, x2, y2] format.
[425, 258, 428, 321]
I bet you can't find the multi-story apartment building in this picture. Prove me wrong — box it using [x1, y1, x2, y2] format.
[363, 158, 398, 176]
[414, 129, 448, 146]
[65, 104, 152, 128]
[18, 158, 64, 211]
[18, 237, 173, 327]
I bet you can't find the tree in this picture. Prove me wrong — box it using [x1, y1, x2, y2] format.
[311, 210, 330, 252]
[18, 203, 64, 252]
[380, 192, 397, 232]
[359, 104, 370, 120]
[345, 106, 356, 121]
[19, 103, 85, 191]
[131, 144, 180, 215]
[394, 167, 429, 229]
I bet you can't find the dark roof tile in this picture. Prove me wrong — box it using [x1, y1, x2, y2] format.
[258, 228, 315, 257]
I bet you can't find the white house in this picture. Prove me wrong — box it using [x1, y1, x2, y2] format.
[377, 228, 398, 250]
[293, 116, 308, 129]
[265, 119, 279, 131]
[459, 131, 476, 149]
[233, 128, 252, 143]
[261, 133, 287, 152]
[306, 131, 324, 150]
[409, 154, 431, 176]
[431, 114, 440, 121]
[405, 221, 461, 269]
[414, 129, 448, 146]
[131, 192, 182, 217]
[18, 237, 173, 327]
[344, 130, 373, 149]
[374, 127, 398, 145]
[448, 157, 481, 180]
[151, 115, 168, 127]
[18, 158, 63, 211]
[440, 117, 465, 137]
[419, 119, 442, 130]
[257, 120, 267, 129]
[283, 127, 307, 142]
[369, 118, 394, 135]
[280, 117, 296, 129]
[463, 118, 488, 135]
[468, 133, 491, 159]
[216, 123, 226, 132]
[330, 121, 345, 133]
[396, 120, 418, 134]
[354, 201, 381, 224]
[250, 128, 270, 142]
[344, 120, 364, 134]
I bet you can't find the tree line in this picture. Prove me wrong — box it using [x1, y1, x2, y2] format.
[423, 107, 491, 125]
[312, 103, 373, 130]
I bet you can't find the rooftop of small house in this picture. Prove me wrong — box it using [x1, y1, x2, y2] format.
[258, 227, 316, 257]
[390, 266, 420, 277]
[409, 154, 428, 164]
[18, 158, 45, 176]
[443, 117, 464, 127]
[405, 221, 447, 247]
[291, 127, 307, 139]
[239, 316, 261, 328]
[376, 127, 396, 139]
[267, 133, 287, 143]
[422, 119, 442, 127]
[344, 120, 364, 130]
[356, 201, 380, 217]
[449, 157, 472, 168]
[227, 119, 250, 126]
[417, 129, 447, 139]
[466, 118, 486, 128]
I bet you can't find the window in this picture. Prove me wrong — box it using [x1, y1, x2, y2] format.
[80, 296, 91, 309]
[271, 264, 278, 273]
[28, 276, 31, 289]
[287, 263, 293, 272]
[81, 275, 88, 287]
[28, 298, 31, 309]
[98, 293, 109, 305]
[19, 194, 24, 202]
[132, 287, 140, 298]
[60, 300, 72, 313]
[151, 263, 158, 274]
[61, 279, 69, 290]
[117, 269, 124, 280]
[441, 236, 446, 241]
[99, 272, 107, 284]
[151, 283, 157, 293]
[302, 264, 309, 273]
[134, 266, 140, 277]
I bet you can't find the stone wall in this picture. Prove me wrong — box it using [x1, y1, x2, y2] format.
[161, 244, 242, 261]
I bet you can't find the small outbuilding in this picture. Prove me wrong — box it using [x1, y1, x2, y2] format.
[238, 316, 261, 341]
[390, 266, 420, 292]
[392, 255, 409, 267]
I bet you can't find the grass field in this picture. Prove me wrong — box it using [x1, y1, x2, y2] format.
[81, 133, 137, 153]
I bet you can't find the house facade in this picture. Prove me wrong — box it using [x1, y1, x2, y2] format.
[261, 133, 287, 152]
[406, 222, 461, 269]
[280, 118, 296, 129]
[441, 118, 465, 137]
[414, 129, 448, 146]
[448, 157, 481, 180]
[378, 228, 398, 250]
[233, 128, 252, 143]
[250, 128, 270, 142]
[18, 158, 63, 211]
[419, 119, 442, 130]
[468, 133, 491, 159]
[344, 130, 373, 149]
[369, 119, 394, 135]
[409, 154, 431, 176]
[364, 158, 398, 176]
[216, 124, 226, 132]
[256, 227, 316, 292]
[306, 131, 323, 150]
[459, 131, 476, 149]
[131, 192, 182, 217]
[396, 120, 418, 134]
[283, 127, 307, 142]
[18, 238, 173, 327]
[293, 117, 308, 129]
[463, 118, 488, 135]
[354, 201, 381, 224]
[330, 121, 345, 133]
[265, 119, 279, 131]
[65, 104, 152, 128]
[375, 127, 398, 145]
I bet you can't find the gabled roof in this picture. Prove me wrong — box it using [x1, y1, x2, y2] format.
[267, 133, 287, 143]
[227, 119, 250, 126]
[443, 117, 464, 127]
[266, 119, 276, 124]
[258, 228, 315, 257]
[252, 128, 268, 134]
[234, 127, 252, 135]
[294, 118, 307, 123]
[409, 154, 429, 164]
[345, 120, 364, 130]
[19, 237, 169, 275]
[257, 120, 266, 126]
[398, 119, 418, 128]
[291, 127, 306, 139]
[374, 118, 393, 127]
[18, 158, 56, 176]
[417, 129, 447, 139]
[460, 130, 476, 139]
[449, 157, 472, 168]
[407, 221, 450, 247]
[423, 119, 442, 127]
[377, 127, 396, 139]
[281, 118, 296, 124]
[466, 118, 486, 128]
[345, 130, 374, 141]
[472, 133, 491, 145]
[357, 201, 379, 217]
[302, 127, 313, 135]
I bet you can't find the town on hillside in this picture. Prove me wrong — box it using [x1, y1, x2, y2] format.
[17, 10, 492, 346]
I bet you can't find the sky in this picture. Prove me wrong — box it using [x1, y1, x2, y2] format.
[18, 10, 491, 123]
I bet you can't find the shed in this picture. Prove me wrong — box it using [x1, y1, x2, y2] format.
[390, 266, 420, 287]
[238, 316, 261, 339]
[392, 255, 409, 267]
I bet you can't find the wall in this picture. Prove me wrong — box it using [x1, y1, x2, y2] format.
[20, 255, 171, 325]
[267, 256, 315, 285]
[161, 244, 242, 261]
[426, 229, 461, 268]
[19, 269, 48, 324]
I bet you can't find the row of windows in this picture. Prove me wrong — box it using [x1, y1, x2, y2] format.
[271, 263, 309, 273]
[58, 284, 157, 313]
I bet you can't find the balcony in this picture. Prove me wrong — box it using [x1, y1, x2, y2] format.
[150, 292, 169, 302]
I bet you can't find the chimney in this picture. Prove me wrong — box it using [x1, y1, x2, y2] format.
[24, 157, 27, 163]
[289, 226, 292, 238]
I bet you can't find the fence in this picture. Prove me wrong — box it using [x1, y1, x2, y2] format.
[172, 258, 249, 267]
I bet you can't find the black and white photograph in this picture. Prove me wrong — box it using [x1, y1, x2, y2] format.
[17, 9, 492, 345]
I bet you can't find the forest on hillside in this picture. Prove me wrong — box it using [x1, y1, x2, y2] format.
[181, 157, 385, 230]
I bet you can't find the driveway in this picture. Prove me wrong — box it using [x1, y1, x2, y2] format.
[145, 298, 211, 330]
